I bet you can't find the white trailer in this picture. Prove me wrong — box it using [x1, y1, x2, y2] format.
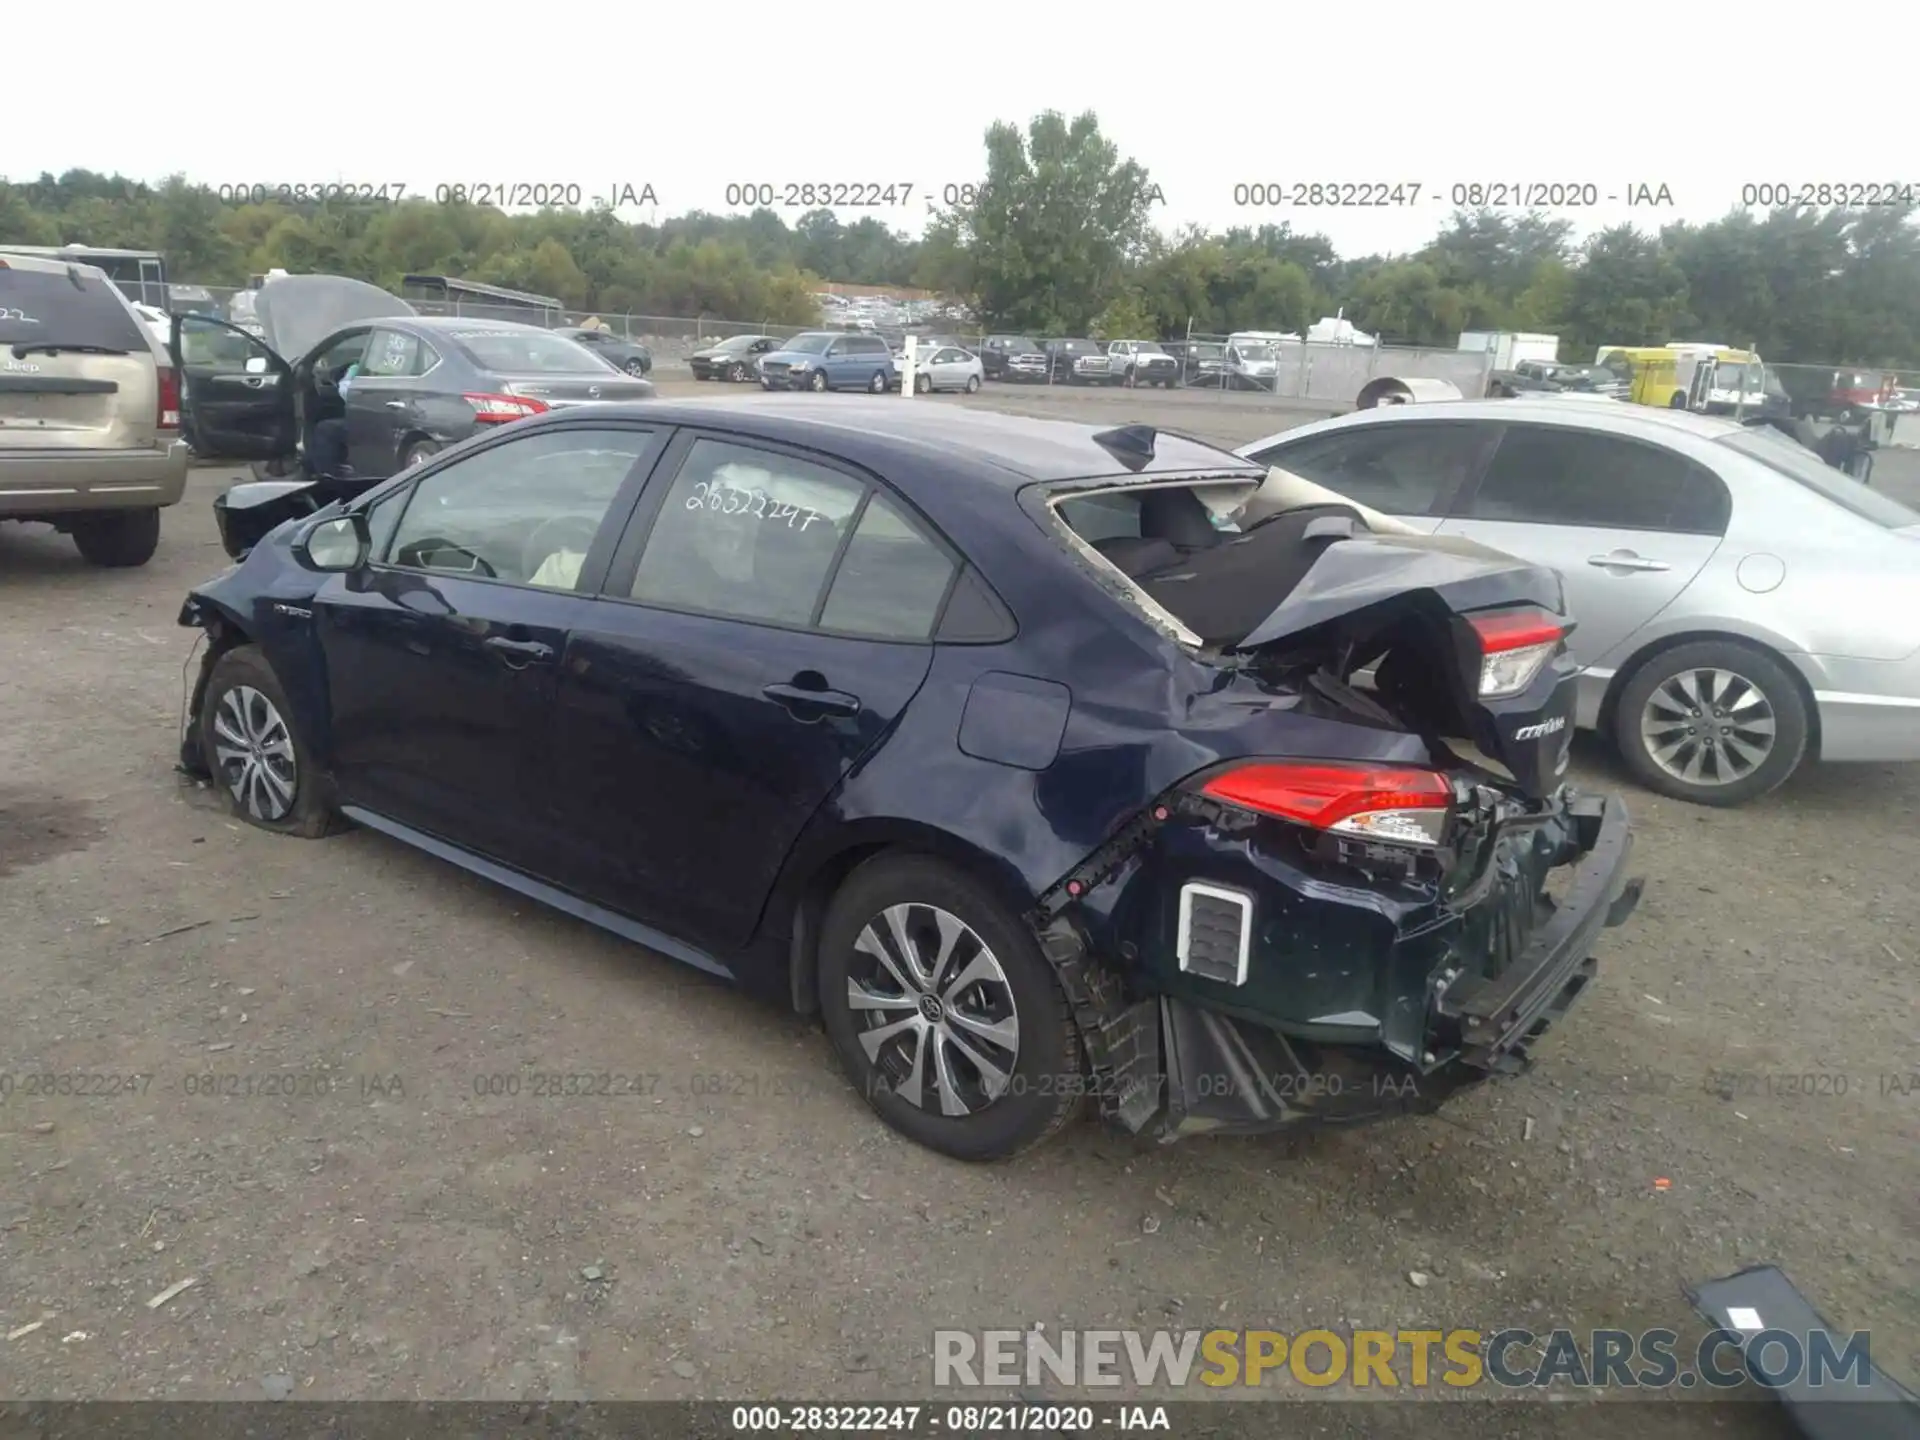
[1459, 331, 1560, 371]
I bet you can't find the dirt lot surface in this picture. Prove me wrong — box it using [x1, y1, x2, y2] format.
[1, 380, 1914, 1432]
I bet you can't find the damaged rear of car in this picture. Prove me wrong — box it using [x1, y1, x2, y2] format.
[1020, 459, 1642, 1140]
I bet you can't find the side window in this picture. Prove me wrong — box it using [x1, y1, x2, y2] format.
[629, 439, 866, 627]
[384, 428, 654, 589]
[317, 333, 371, 372]
[818, 492, 957, 640]
[1466, 426, 1726, 532]
[364, 481, 411, 562]
[1260, 423, 1486, 515]
[358, 329, 422, 378]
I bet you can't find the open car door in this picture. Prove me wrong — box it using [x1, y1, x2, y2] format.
[169, 313, 297, 461]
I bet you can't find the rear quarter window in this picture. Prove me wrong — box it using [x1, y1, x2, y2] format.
[0, 267, 148, 352]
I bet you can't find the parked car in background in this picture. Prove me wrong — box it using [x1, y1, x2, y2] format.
[759, 331, 897, 393]
[980, 335, 1048, 383]
[171, 276, 654, 557]
[689, 334, 783, 382]
[556, 326, 653, 376]
[1045, 338, 1114, 385]
[1105, 340, 1180, 388]
[1238, 398, 1920, 806]
[175, 397, 1636, 1160]
[906, 344, 983, 394]
[0, 250, 190, 567]
[1164, 340, 1228, 388]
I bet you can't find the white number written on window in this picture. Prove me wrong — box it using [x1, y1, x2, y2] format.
[685, 480, 827, 531]
[0, 308, 39, 323]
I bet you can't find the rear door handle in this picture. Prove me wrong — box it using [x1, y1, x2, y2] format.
[1587, 553, 1671, 572]
[763, 682, 861, 717]
[484, 636, 554, 666]
[384, 400, 408, 410]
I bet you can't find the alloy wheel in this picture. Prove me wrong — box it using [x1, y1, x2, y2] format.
[1639, 667, 1777, 787]
[211, 684, 298, 821]
[847, 903, 1020, 1116]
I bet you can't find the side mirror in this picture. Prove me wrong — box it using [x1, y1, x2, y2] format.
[291, 512, 371, 573]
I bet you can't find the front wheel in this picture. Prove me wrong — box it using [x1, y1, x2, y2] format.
[623, 358, 649, 377]
[810, 369, 828, 393]
[70, 507, 160, 567]
[401, 438, 440, 469]
[870, 369, 891, 394]
[914, 372, 933, 395]
[1613, 641, 1809, 807]
[199, 644, 339, 837]
[729, 363, 747, 382]
[818, 854, 1083, 1161]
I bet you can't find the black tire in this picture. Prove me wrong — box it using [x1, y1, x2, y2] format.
[729, 363, 747, 383]
[1612, 641, 1809, 807]
[198, 644, 339, 838]
[818, 854, 1083, 1161]
[869, 369, 889, 394]
[809, 369, 828, 393]
[914, 372, 933, 395]
[623, 358, 649, 377]
[965, 375, 981, 393]
[70, 507, 160, 567]
[1668, 390, 1690, 409]
[401, 438, 440, 469]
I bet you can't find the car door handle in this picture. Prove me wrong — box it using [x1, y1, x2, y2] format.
[384, 400, 408, 410]
[763, 682, 861, 717]
[1588, 553, 1671, 572]
[484, 636, 554, 666]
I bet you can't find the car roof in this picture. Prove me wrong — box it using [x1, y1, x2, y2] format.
[520, 396, 1264, 486]
[405, 316, 555, 335]
[1284, 397, 1752, 444]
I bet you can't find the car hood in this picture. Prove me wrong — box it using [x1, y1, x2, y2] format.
[256, 275, 416, 361]
[762, 349, 825, 365]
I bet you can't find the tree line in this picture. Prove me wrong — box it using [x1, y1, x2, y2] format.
[6, 113, 1919, 365]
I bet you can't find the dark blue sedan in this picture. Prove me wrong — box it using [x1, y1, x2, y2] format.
[175, 397, 1639, 1161]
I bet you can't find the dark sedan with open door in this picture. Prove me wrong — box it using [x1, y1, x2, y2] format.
[172, 274, 654, 557]
[175, 398, 1638, 1161]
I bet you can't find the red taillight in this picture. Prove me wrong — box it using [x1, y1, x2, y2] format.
[1469, 609, 1565, 653]
[1467, 607, 1566, 697]
[1200, 761, 1452, 846]
[463, 392, 549, 423]
[157, 367, 181, 431]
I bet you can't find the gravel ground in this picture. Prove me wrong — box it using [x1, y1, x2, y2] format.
[0, 380, 1914, 1428]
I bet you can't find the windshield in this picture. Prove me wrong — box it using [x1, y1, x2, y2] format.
[1190, 343, 1224, 360]
[452, 329, 613, 374]
[1234, 344, 1277, 363]
[715, 335, 763, 352]
[997, 337, 1039, 353]
[1722, 428, 1920, 528]
[782, 334, 833, 355]
[1712, 360, 1766, 394]
[0, 267, 146, 351]
[1058, 340, 1095, 352]
[1130, 342, 1166, 354]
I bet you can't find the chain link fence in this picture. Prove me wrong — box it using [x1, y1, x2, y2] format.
[173, 284, 1920, 423]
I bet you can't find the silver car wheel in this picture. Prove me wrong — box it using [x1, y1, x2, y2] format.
[1640, 667, 1777, 786]
[211, 684, 298, 822]
[847, 903, 1020, 1117]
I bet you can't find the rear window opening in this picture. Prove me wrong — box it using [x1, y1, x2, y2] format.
[0, 266, 147, 354]
[449, 330, 611, 374]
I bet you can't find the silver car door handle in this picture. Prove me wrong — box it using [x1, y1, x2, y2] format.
[1588, 554, 1671, 572]
[384, 400, 408, 409]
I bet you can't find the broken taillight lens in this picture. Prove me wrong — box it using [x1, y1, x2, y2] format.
[1469, 608, 1566, 698]
[464, 392, 549, 423]
[1200, 761, 1453, 847]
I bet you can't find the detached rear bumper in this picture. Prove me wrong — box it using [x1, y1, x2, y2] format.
[1437, 792, 1639, 1071]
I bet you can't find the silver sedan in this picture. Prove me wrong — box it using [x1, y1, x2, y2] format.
[1238, 398, 1920, 807]
[902, 344, 984, 395]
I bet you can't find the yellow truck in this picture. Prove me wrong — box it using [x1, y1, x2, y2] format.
[1594, 343, 1768, 414]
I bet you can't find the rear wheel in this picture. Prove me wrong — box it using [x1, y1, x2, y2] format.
[622, 357, 649, 377]
[1613, 641, 1808, 807]
[869, 369, 890, 394]
[199, 644, 338, 837]
[70, 508, 160, 567]
[818, 854, 1082, 1161]
[401, 438, 440, 469]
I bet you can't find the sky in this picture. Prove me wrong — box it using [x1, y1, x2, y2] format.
[10, 4, 1919, 258]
